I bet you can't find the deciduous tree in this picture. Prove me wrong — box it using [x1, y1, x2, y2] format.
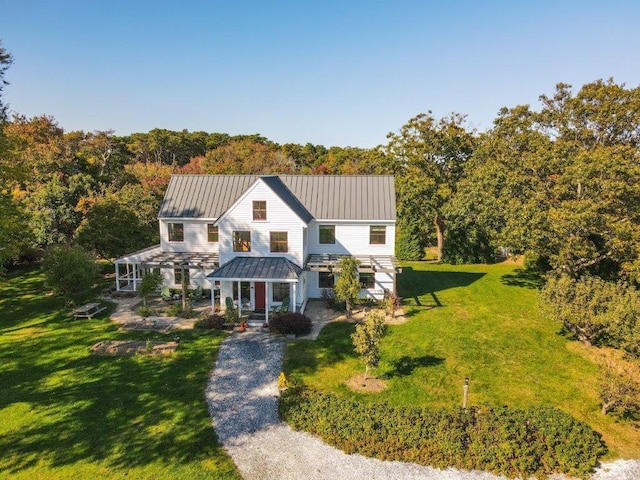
[334, 256, 361, 318]
[351, 311, 386, 382]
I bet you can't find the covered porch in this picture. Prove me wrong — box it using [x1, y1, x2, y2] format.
[207, 256, 303, 325]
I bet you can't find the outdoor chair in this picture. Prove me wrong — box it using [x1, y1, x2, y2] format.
[161, 286, 173, 301]
[225, 296, 236, 312]
[272, 297, 290, 313]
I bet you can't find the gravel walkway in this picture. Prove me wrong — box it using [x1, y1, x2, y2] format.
[206, 330, 640, 480]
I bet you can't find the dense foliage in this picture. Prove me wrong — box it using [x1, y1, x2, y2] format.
[350, 311, 386, 380]
[279, 388, 606, 479]
[42, 244, 98, 304]
[269, 312, 312, 336]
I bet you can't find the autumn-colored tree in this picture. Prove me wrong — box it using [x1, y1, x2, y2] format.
[202, 138, 294, 174]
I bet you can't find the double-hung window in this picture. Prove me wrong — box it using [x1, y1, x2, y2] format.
[319, 225, 335, 244]
[253, 200, 267, 221]
[369, 226, 386, 245]
[270, 232, 288, 253]
[207, 224, 218, 242]
[359, 272, 375, 289]
[233, 231, 251, 252]
[174, 268, 189, 285]
[168, 223, 184, 242]
[319, 272, 334, 289]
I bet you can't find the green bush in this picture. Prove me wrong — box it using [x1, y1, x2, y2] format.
[136, 306, 155, 317]
[278, 389, 606, 479]
[195, 314, 227, 330]
[165, 303, 182, 317]
[270, 312, 312, 336]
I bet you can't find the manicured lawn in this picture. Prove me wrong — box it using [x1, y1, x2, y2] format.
[0, 266, 241, 480]
[284, 261, 640, 459]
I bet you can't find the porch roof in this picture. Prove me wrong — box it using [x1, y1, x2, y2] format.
[114, 245, 220, 269]
[207, 256, 302, 282]
[305, 253, 399, 273]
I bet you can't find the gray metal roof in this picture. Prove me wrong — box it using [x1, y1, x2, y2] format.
[207, 256, 302, 281]
[158, 175, 396, 220]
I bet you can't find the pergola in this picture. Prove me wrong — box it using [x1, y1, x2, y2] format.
[305, 253, 400, 293]
[114, 245, 219, 307]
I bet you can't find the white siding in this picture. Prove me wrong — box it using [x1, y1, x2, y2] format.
[217, 180, 306, 267]
[160, 219, 220, 254]
[308, 220, 395, 257]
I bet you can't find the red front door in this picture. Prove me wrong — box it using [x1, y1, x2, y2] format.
[255, 282, 266, 310]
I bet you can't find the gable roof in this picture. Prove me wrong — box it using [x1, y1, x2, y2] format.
[158, 174, 396, 221]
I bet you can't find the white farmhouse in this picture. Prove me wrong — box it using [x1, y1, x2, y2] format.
[114, 174, 398, 317]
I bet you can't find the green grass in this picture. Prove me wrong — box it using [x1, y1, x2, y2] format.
[284, 262, 640, 459]
[0, 266, 241, 480]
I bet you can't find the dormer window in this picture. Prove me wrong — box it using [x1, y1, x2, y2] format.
[253, 201, 267, 221]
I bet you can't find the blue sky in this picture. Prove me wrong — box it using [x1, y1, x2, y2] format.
[2, 1, 639, 147]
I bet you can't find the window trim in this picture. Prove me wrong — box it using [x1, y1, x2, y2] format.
[233, 231, 251, 252]
[359, 272, 375, 289]
[207, 224, 219, 243]
[174, 268, 189, 286]
[270, 231, 288, 253]
[319, 225, 336, 244]
[253, 200, 267, 221]
[369, 225, 386, 245]
[319, 272, 334, 289]
[168, 223, 184, 242]
[272, 282, 290, 302]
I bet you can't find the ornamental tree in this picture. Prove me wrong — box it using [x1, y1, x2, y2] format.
[351, 311, 386, 382]
[334, 256, 361, 318]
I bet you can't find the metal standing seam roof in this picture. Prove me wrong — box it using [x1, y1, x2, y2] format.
[158, 175, 396, 220]
[206, 256, 302, 281]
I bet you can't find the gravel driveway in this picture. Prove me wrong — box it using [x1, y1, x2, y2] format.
[206, 330, 640, 480]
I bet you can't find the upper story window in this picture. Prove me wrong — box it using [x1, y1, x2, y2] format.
[270, 231, 288, 253]
[168, 223, 184, 242]
[319, 225, 335, 244]
[359, 272, 375, 289]
[233, 231, 251, 252]
[253, 200, 267, 221]
[207, 224, 218, 242]
[369, 226, 386, 245]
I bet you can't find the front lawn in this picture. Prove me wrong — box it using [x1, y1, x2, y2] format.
[0, 266, 240, 480]
[284, 262, 640, 459]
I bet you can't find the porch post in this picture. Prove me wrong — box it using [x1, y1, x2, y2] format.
[292, 281, 297, 313]
[237, 280, 242, 316]
[209, 279, 215, 313]
[265, 282, 269, 324]
[132, 264, 138, 292]
[115, 262, 121, 292]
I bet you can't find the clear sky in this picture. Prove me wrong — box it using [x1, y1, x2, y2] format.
[2, 1, 639, 148]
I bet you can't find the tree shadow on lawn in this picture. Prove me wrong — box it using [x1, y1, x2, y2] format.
[383, 355, 445, 379]
[398, 267, 485, 309]
[500, 268, 545, 289]
[285, 322, 357, 376]
[0, 323, 230, 475]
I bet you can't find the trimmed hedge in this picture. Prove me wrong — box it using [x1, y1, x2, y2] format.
[278, 388, 606, 479]
[270, 312, 312, 336]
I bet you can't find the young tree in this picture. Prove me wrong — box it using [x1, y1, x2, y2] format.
[334, 256, 361, 318]
[42, 244, 98, 305]
[351, 311, 386, 382]
[137, 270, 162, 307]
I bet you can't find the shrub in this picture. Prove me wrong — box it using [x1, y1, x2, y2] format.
[224, 306, 239, 325]
[165, 303, 182, 317]
[270, 312, 312, 336]
[136, 306, 155, 317]
[42, 244, 98, 305]
[278, 389, 606, 479]
[195, 314, 227, 330]
[599, 363, 640, 417]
